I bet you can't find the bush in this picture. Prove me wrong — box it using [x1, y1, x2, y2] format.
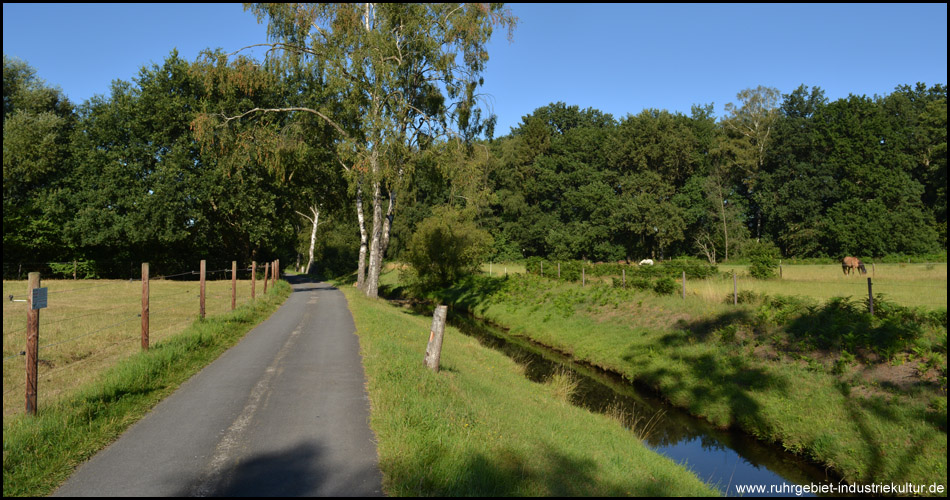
[660, 257, 718, 279]
[653, 277, 677, 295]
[406, 207, 493, 290]
[746, 241, 780, 279]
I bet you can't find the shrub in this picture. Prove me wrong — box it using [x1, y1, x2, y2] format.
[746, 241, 780, 279]
[406, 207, 493, 290]
[653, 277, 677, 295]
[660, 257, 718, 279]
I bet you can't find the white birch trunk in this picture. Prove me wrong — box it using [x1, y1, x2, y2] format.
[306, 207, 319, 274]
[365, 179, 383, 298]
[356, 181, 368, 290]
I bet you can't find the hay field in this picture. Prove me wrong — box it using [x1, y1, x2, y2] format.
[2, 277, 265, 417]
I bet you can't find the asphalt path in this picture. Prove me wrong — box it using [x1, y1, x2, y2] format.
[53, 276, 383, 497]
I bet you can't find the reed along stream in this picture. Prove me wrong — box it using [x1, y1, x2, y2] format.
[402, 301, 844, 496]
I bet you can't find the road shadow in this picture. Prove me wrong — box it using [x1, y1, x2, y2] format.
[175, 440, 382, 497]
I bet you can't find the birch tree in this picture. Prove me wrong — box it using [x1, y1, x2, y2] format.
[199, 3, 515, 298]
[721, 86, 781, 241]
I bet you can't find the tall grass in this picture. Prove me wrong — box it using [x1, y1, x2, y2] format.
[2, 281, 291, 497]
[421, 272, 947, 490]
[338, 283, 719, 496]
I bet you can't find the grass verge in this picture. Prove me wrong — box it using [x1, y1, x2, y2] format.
[1, 281, 291, 497]
[337, 281, 719, 496]
[395, 273, 946, 492]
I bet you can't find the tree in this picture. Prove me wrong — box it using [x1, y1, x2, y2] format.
[406, 205, 492, 290]
[204, 3, 516, 298]
[721, 86, 781, 241]
[3, 55, 77, 266]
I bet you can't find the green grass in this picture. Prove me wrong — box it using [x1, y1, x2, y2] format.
[401, 272, 947, 491]
[3, 278, 264, 417]
[1, 281, 291, 497]
[337, 281, 719, 496]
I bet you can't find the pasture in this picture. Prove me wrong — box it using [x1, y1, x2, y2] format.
[2, 278, 258, 417]
[479, 261, 946, 310]
[709, 262, 946, 310]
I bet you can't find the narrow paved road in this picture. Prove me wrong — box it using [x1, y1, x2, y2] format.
[54, 276, 383, 497]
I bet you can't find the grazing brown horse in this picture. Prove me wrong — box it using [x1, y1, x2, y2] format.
[842, 256, 867, 275]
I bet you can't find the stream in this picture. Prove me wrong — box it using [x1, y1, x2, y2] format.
[401, 301, 845, 497]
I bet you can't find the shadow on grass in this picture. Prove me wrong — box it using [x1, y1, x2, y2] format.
[384, 442, 680, 496]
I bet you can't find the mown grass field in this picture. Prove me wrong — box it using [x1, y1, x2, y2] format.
[2, 278, 266, 417]
[384, 265, 947, 493]
[337, 280, 720, 496]
[2, 279, 291, 497]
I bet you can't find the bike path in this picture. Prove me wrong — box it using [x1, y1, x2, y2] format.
[54, 276, 383, 497]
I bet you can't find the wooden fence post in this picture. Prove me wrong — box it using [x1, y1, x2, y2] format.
[142, 263, 149, 351]
[682, 271, 686, 300]
[231, 261, 237, 311]
[274, 259, 279, 287]
[251, 261, 257, 299]
[263, 262, 269, 294]
[540, 261, 543, 277]
[732, 271, 739, 306]
[867, 277, 874, 316]
[73, 260, 77, 280]
[423, 305, 448, 372]
[622, 268, 625, 288]
[199, 260, 206, 319]
[25, 272, 40, 415]
[582, 266, 585, 287]
[558, 262, 561, 278]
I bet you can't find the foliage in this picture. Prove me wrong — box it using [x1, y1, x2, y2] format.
[652, 277, 677, 295]
[406, 207, 493, 290]
[746, 241, 780, 279]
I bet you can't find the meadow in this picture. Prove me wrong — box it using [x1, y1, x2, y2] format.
[481, 261, 947, 309]
[385, 261, 948, 491]
[2, 276, 261, 417]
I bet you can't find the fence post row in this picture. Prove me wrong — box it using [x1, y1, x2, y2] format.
[263, 262, 269, 294]
[252, 261, 257, 299]
[142, 263, 149, 351]
[25, 272, 40, 416]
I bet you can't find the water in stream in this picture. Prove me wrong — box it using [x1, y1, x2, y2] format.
[411, 304, 846, 497]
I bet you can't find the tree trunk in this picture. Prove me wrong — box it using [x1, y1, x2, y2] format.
[365, 179, 383, 298]
[306, 207, 319, 274]
[371, 187, 396, 285]
[355, 181, 368, 290]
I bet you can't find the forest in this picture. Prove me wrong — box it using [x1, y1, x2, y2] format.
[3, 4, 947, 290]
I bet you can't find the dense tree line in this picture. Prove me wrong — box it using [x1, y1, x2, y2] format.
[3, 47, 946, 280]
[480, 85, 946, 263]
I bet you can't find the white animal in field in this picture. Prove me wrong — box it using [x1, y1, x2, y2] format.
[639, 259, 654, 266]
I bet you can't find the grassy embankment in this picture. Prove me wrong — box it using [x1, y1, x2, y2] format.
[337, 281, 719, 496]
[2, 280, 291, 497]
[386, 267, 947, 491]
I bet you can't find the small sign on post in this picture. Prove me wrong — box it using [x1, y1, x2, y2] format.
[31, 287, 48, 310]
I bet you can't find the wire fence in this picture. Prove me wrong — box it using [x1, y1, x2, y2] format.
[2, 258, 283, 417]
[510, 261, 947, 310]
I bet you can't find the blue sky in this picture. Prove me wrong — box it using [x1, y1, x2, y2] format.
[3, 3, 947, 136]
